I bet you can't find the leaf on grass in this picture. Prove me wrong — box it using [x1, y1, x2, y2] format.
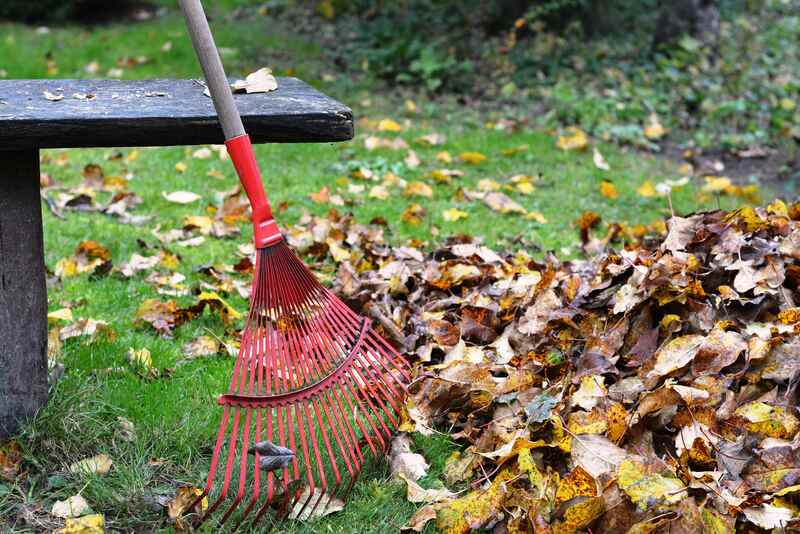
[167, 486, 207, 531]
[401, 505, 438, 532]
[162, 191, 201, 204]
[289, 488, 344, 520]
[458, 152, 486, 165]
[442, 208, 468, 222]
[390, 434, 429, 481]
[69, 454, 113, 476]
[636, 180, 656, 198]
[404, 181, 433, 198]
[600, 180, 618, 199]
[181, 336, 220, 359]
[55, 514, 105, 534]
[644, 113, 667, 140]
[556, 127, 588, 151]
[48, 308, 74, 323]
[377, 118, 402, 132]
[397, 473, 455, 504]
[51, 495, 91, 519]
[230, 67, 277, 93]
[483, 192, 526, 214]
[593, 148, 610, 170]
[59, 319, 114, 342]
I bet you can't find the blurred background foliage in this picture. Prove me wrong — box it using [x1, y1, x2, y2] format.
[1, 0, 798, 154]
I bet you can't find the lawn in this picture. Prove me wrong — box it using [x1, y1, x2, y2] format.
[0, 2, 761, 533]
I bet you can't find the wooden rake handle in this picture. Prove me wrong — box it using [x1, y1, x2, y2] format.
[178, 0, 245, 140]
[179, 0, 281, 247]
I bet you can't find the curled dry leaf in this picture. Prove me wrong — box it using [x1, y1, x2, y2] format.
[230, 67, 278, 94]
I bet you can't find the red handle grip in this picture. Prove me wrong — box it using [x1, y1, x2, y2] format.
[225, 134, 282, 248]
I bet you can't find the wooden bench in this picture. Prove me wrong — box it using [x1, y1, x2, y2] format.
[0, 78, 353, 438]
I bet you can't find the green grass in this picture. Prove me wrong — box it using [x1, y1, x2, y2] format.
[0, 4, 755, 533]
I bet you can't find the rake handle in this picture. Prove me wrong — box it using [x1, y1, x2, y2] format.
[179, 0, 281, 247]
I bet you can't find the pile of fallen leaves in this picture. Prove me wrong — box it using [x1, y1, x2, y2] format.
[302, 199, 800, 532]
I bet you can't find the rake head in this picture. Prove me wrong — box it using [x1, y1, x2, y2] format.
[192, 241, 411, 529]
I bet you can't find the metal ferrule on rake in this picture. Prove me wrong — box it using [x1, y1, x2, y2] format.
[179, 1, 411, 527]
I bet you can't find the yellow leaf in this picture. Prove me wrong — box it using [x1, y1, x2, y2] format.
[477, 179, 501, 192]
[175, 162, 187, 173]
[127, 347, 153, 369]
[556, 127, 588, 151]
[702, 176, 732, 193]
[644, 113, 667, 140]
[734, 402, 799, 438]
[377, 118, 402, 132]
[368, 185, 389, 200]
[780, 98, 796, 111]
[55, 514, 105, 534]
[442, 208, 469, 222]
[617, 459, 686, 510]
[524, 211, 548, 223]
[198, 291, 242, 322]
[436, 151, 452, 163]
[168, 486, 208, 531]
[458, 152, 487, 165]
[48, 308, 74, 323]
[600, 180, 618, 199]
[637, 180, 656, 198]
[403, 181, 434, 198]
[515, 182, 535, 195]
[404, 99, 417, 113]
[401, 204, 426, 225]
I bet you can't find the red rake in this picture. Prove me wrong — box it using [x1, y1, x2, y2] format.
[179, 0, 410, 528]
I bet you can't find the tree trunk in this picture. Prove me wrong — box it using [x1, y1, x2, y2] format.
[653, 0, 720, 50]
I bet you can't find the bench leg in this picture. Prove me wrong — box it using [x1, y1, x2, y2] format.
[0, 150, 48, 439]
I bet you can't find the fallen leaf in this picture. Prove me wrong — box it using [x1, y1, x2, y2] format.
[593, 148, 610, 170]
[69, 454, 113, 476]
[51, 495, 91, 519]
[0, 441, 22, 480]
[167, 486, 207, 530]
[162, 191, 201, 204]
[458, 152, 487, 165]
[378, 118, 402, 132]
[483, 192, 526, 214]
[600, 180, 618, 199]
[181, 336, 220, 359]
[397, 473, 455, 503]
[289, 488, 344, 520]
[231, 67, 278, 93]
[557, 127, 588, 151]
[55, 514, 105, 534]
[442, 208, 469, 222]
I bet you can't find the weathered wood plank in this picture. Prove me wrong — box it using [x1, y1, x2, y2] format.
[0, 78, 353, 149]
[0, 150, 49, 438]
